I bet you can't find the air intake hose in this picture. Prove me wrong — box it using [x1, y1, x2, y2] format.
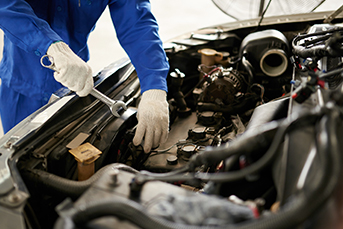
[240, 29, 289, 77]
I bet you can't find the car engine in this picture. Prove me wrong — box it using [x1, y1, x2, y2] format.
[1, 11, 343, 229]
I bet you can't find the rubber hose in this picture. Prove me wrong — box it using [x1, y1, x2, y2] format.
[25, 163, 138, 198]
[137, 111, 322, 184]
[188, 110, 320, 170]
[292, 44, 328, 59]
[235, 110, 341, 228]
[241, 55, 254, 85]
[149, 118, 289, 184]
[188, 120, 280, 169]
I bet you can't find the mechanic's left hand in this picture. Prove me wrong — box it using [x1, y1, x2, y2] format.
[133, 89, 169, 153]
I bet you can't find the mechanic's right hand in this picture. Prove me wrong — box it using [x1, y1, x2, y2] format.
[47, 41, 93, 97]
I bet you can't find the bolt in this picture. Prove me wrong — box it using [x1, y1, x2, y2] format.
[4, 142, 12, 149]
[111, 169, 120, 185]
[8, 193, 21, 203]
[254, 198, 266, 207]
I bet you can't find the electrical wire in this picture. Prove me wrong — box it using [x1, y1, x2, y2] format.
[197, 64, 221, 77]
[292, 28, 343, 58]
[149, 137, 212, 156]
[318, 67, 343, 79]
[251, 83, 265, 103]
[236, 107, 341, 229]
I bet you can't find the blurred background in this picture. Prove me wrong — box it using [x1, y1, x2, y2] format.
[86, 0, 231, 73]
[0, 0, 340, 137]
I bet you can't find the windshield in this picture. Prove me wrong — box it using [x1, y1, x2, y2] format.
[212, 0, 339, 20]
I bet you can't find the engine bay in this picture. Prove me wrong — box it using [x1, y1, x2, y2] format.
[2, 11, 343, 229]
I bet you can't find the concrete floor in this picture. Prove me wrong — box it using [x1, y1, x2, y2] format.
[0, 0, 341, 138]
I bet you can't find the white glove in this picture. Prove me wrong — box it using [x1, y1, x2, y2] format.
[133, 89, 169, 153]
[47, 42, 93, 97]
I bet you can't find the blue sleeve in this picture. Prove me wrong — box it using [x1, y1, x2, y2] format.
[109, 0, 169, 93]
[0, 0, 62, 56]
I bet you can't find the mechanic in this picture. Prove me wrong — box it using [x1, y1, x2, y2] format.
[0, 0, 170, 152]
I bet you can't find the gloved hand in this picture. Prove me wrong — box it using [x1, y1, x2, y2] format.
[133, 89, 169, 153]
[47, 41, 93, 97]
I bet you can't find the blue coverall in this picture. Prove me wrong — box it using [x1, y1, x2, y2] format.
[0, 0, 169, 133]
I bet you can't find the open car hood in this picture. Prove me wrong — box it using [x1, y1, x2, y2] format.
[212, 0, 327, 20]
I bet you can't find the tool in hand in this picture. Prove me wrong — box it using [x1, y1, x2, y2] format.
[41, 54, 127, 117]
[89, 88, 127, 117]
